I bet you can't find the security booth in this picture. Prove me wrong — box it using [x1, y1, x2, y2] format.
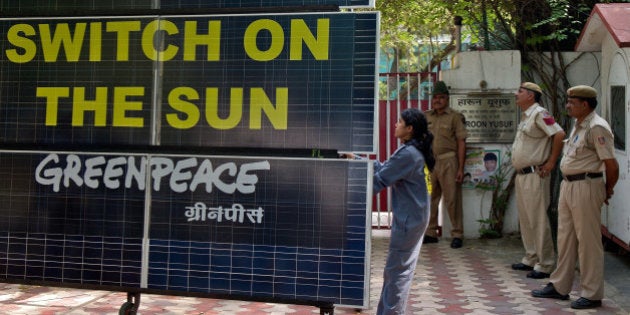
[0, 1, 379, 314]
[575, 3, 630, 252]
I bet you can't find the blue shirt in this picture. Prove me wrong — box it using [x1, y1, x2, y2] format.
[373, 142, 429, 224]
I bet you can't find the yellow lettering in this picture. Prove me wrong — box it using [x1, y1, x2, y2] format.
[37, 87, 70, 126]
[142, 20, 179, 61]
[244, 19, 284, 61]
[166, 87, 288, 130]
[205, 88, 242, 130]
[72, 87, 108, 126]
[290, 19, 329, 61]
[183, 21, 221, 61]
[250, 88, 288, 129]
[89, 22, 102, 62]
[6, 24, 37, 63]
[113, 87, 145, 127]
[39, 23, 86, 62]
[5, 18, 329, 64]
[167, 87, 200, 129]
[106, 21, 141, 61]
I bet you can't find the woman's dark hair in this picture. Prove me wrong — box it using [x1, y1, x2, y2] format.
[401, 108, 435, 171]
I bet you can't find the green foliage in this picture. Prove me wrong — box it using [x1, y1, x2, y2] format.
[375, 0, 613, 67]
[521, 0, 588, 47]
[478, 218, 502, 238]
[376, 0, 452, 48]
[375, 0, 615, 127]
[372, 0, 460, 73]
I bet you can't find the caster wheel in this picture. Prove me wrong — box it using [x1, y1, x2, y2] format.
[119, 301, 136, 315]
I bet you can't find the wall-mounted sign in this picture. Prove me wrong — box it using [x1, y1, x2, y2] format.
[450, 94, 517, 143]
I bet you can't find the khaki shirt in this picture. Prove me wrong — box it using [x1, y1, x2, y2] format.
[560, 111, 615, 175]
[511, 103, 564, 169]
[426, 107, 467, 157]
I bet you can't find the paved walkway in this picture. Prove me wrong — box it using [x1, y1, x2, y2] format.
[0, 229, 628, 314]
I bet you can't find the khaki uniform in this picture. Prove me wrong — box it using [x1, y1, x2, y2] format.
[426, 107, 467, 238]
[511, 104, 563, 274]
[550, 111, 614, 300]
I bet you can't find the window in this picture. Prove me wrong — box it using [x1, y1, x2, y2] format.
[610, 85, 626, 151]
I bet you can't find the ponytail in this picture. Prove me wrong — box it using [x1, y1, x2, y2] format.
[419, 133, 435, 172]
[400, 108, 435, 171]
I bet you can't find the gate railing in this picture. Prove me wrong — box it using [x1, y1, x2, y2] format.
[372, 72, 436, 229]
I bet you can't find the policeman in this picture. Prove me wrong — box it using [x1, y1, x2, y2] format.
[532, 85, 619, 309]
[511, 82, 565, 279]
[424, 81, 468, 248]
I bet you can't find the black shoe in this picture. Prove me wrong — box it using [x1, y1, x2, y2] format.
[571, 297, 601, 309]
[527, 270, 550, 279]
[511, 263, 534, 271]
[423, 236, 438, 244]
[450, 238, 463, 248]
[531, 283, 569, 300]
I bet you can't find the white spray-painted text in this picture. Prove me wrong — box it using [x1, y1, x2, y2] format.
[35, 153, 271, 193]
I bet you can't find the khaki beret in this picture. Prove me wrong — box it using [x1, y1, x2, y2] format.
[521, 82, 542, 94]
[431, 81, 449, 95]
[568, 85, 597, 98]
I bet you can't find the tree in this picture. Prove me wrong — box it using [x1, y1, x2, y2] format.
[376, 1, 454, 73]
[374, 1, 458, 100]
[375, 0, 616, 105]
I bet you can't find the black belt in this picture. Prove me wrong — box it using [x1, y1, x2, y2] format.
[563, 172, 603, 182]
[516, 166, 536, 175]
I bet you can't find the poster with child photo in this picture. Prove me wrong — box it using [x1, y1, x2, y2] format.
[463, 148, 500, 190]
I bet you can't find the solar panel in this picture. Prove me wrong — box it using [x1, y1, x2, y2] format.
[0, 152, 369, 306]
[0, 8, 377, 311]
[0, 13, 377, 153]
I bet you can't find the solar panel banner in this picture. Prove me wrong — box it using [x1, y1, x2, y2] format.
[0, 12, 378, 152]
[0, 151, 370, 306]
[0, 8, 377, 311]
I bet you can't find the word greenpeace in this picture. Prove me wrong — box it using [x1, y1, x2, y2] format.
[35, 153, 271, 193]
[185, 202, 264, 224]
